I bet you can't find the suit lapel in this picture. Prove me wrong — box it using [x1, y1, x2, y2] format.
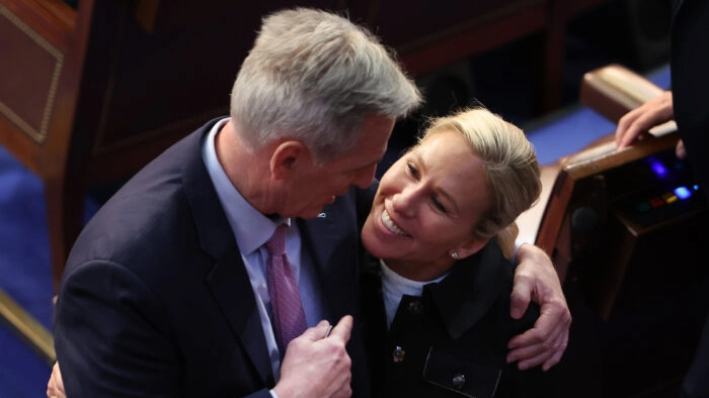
[180, 121, 273, 385]
[206, 249, 273, 386]
[298, 188, 375, 396]
[427, 240, 509, 339]
[298, 190, 361, 323]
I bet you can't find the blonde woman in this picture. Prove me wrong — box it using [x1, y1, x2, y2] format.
[361, 108, 546, 398]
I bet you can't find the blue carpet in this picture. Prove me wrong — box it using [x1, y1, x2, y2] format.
[0, 326, 51, 398]
[0, 144, 100, 398]
[525, 65, 672, 165]
[0, 145, 53, 330]
[0, 144, 53, 398]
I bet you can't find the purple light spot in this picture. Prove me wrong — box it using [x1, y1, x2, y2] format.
[651, 161, 668, 177]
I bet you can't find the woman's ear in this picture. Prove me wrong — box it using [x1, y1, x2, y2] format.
[270, 140, 311, 180]
[456, 236, 490, 260]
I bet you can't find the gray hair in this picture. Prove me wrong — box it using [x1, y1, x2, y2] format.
[421, 108, 541, 239]
[230, 8, 422, 162]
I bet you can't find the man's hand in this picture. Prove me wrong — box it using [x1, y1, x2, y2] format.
[274, 316, 353, 398]
[47, 362, 66, 398]
[616, 91, 676, 150]
[507, 244, 571, 371]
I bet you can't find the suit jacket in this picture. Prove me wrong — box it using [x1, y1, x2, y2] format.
[671, 3, 709, 396]
[360, 240, 545, 398]
[672, 0, 709, 196]
[54, 118, 375, 398]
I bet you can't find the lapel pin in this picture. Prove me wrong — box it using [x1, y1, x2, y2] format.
[317, 212, 327, 218]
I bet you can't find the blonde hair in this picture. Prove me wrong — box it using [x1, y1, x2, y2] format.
[421, 107, 541, 239]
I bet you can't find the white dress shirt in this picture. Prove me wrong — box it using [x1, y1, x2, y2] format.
[202, 118, 324, 385]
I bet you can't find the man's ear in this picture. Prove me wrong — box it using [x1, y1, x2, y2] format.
[456, 236, 490, 260]
[270, 140, 311, 180]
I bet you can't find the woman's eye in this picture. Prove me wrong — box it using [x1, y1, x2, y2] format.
[432, 198, 447, 213]
[407, 162, 418, 177]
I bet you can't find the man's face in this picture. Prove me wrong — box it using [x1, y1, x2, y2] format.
[282, 114, 395, 219]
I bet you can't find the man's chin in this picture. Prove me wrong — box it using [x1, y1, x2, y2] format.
[291, 198, 337, 219]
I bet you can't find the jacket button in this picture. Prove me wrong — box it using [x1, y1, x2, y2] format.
[407, 299, 422, 314]
[392, 346, 405, 363]
[452, 373, 466, 389]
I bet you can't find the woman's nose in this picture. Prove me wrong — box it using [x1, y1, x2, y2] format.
[391, 187, 417, 218]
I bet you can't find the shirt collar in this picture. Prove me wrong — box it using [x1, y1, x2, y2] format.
[379, 258, 447, 298]
[202, 117, 290, 254]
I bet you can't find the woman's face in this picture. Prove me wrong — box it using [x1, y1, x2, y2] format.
[361, 130, 491, 281]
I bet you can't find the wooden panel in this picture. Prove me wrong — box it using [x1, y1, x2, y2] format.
[352, 0, 541, 48]
[580, 64, 665, 123]
[398, 4, 548, 76]
[0, 4, 64, 143]
[0, 0, 75, 49]
[83, 0, 340, 158]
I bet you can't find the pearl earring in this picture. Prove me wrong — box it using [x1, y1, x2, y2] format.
[450, 251, 458, 259]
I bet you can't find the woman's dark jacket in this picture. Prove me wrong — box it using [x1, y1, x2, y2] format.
[360, 239, 546, 398]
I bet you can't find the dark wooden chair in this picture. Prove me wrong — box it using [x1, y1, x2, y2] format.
[516, 63, 708, 397]
[532, 64, 706, 321]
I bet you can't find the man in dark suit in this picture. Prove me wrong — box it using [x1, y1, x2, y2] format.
[49, 8, 571, 398]
[616, 1, 709, 396]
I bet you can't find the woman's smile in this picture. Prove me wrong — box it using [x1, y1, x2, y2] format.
[381, 209, 409, 236]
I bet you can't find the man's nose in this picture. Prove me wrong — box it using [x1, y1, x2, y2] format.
[352, 164, 377, 189]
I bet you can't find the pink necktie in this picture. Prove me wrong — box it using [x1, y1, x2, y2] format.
[266, 225, 308, 354]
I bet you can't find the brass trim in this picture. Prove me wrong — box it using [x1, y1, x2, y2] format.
[0, 4, 65, 144]
[0, 288, 56, 367]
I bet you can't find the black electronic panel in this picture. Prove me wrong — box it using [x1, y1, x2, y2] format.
[606, 148, 707, 229]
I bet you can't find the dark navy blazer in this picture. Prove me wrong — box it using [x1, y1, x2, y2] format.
[54, 118, 374, 398]
[672, 0, 709, 196]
